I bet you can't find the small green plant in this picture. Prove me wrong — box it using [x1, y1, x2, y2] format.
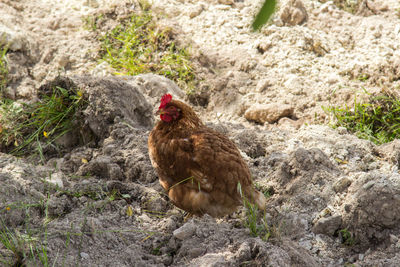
[0, 195, 54, 266]
[151, 246, 161, 255]
[98, 8, 196, 92]
[0, 85, 85, 160]
[243, 199, 271, 241]
[0, 223, 26, 266]
[339, 228, 355, 246]
[0, 45, 8, 95]
[0, 220, 53, 266]
[82, 14, 104, 31]
[324, 90, 400, 144]
[357, 73, 369, 82]
[237, 183, 271, 241]
[138, 0, 152, 11]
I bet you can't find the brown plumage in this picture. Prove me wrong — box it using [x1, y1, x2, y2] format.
[148, 94, 266, 217]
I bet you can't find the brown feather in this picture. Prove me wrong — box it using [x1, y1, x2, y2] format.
[148, 99, 266, 217]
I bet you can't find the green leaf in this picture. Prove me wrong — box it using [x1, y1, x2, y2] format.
[252, 0, 277, 31]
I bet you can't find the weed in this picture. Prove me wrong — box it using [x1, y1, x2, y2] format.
[138, 0, 152, 11]
[243, 199, 271, 241]
[98, 8, 197, 93]
[339, 228, 355, 246]
[324, 90, 400, 144]
[151, 246, 161, 255]
[0, 45, 8, 95]
[357, 74, 369, 82]
[0, 85, 85, 160]
[82, 14, 104, 31]
[0, 197, 53, 266]
[237, 182, 271, 241]
[0, 223, 26, 266]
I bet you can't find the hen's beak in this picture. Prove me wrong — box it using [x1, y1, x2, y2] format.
[155, 109, 165, 116]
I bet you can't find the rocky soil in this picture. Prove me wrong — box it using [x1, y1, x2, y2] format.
[1, 0, 400, 266]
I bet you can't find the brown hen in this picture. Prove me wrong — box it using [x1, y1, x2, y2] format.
[148, 94, 266, 217]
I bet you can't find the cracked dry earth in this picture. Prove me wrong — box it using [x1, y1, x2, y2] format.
[1, 0, 400, 266]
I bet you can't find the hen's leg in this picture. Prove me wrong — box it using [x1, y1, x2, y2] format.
[183, 212, 194, 222]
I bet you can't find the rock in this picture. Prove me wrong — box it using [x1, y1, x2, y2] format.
[138, 213, 151, 224]
[189, 4, 204, 18]
[77, 156, 124, 180]
[278, 117, 303, 130]
[56, 54, 70, 68]
[159, 217, 178, 232]
[173, 221, 196, 240]
[333, 177, 352, 193]
[326, 73, 340, 84]
[190, 254, 227, 267]
[76, 76, 154, 137]
[376, 139, 400, 168]
[237, 57, 257, 72]
[129, 73, 186, 107]
[283, 74, 302, 92]
[256, 41, 272, 54]
[389, 234, 398, 244]
[188, 247, 206, 258]
[53, 130, 80, 148]
[342, 172, 400, 246]
[245, 103, 294, 124]
[0, 24, 28, 51]
[48, 195, 72, 216]
[280, 0, 308, 26]
[312, 214, 342, 236]
[336, 127, 348, 135]
[235, 242, 252, 262]
[232, 129, 266, 158]
[218, 0, 233, 5]
[80, 252, 90, 259]
[45, 171, 64, 188]
[255, 79, 271, 92]
[356, 0, 377, 17]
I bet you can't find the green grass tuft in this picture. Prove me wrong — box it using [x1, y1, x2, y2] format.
[0, 195, 55, 266]
[0, 220, 52, 266]
[0, 85, 85, 160]
[243, 199, 271, 241]
[339, 228, 355, 246]
[324, 90, 400, 144]
[237, 182, 271, 241]
[98, 9, 196, 93]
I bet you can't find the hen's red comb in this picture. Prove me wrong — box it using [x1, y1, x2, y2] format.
[159, 94, 172, 109]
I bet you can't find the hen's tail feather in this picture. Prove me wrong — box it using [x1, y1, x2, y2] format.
[253, 190, 267, 211]
[243, 188, 267, 212]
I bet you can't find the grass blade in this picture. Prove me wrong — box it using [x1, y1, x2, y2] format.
[252, 0, 277, 31]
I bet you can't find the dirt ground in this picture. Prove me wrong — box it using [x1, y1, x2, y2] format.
[1, 0, 400, 266]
